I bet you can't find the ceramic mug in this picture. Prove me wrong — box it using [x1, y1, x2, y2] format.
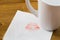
[25, 0, 60, 31]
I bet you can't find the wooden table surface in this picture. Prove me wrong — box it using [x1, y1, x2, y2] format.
[0, 2, 60, 40]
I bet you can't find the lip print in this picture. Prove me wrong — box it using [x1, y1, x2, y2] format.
[25, 22, 40, 31]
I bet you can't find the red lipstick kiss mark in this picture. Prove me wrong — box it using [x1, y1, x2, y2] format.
[25, 22, 40, 31]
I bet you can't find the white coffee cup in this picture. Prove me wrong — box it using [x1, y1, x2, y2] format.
[25, 0, 60, 31]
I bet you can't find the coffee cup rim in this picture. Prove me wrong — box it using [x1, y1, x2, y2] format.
[42, 0, 60, 6]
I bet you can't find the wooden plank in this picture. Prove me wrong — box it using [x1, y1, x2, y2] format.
[0, 0, 37, 3]
[51, 28, 60, 40]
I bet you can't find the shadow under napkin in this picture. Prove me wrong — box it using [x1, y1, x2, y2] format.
[0, 22, 2, 27]
[51, 26, 60, 40]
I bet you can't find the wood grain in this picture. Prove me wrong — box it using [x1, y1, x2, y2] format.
[51, 27, 60, 40]
[0, 0, 37, 3]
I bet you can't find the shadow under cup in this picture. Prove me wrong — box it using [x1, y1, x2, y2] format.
[39, 0, 60, 31]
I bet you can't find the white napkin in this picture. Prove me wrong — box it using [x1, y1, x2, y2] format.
[3, 10, 53, 40]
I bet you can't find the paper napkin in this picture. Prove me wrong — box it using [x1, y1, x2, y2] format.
[3, 10, 53, 40]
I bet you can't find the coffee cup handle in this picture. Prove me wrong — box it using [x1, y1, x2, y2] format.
[25, 0, 38, 16]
